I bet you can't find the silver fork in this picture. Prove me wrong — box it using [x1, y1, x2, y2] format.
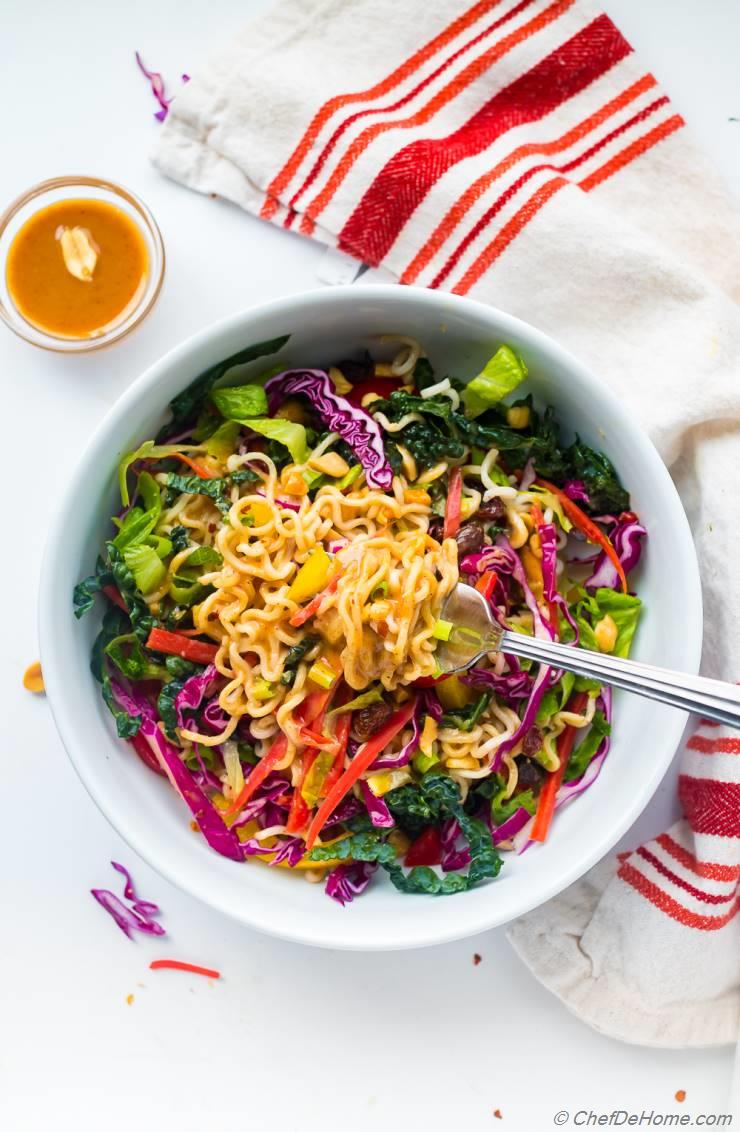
[436, 583, 740, 728]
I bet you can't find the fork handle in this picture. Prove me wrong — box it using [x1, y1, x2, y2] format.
[500, 630, 740, 729]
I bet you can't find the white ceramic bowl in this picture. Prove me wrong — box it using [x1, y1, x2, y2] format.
[39, 285, 702, 950]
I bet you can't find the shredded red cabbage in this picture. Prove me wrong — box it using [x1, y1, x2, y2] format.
[538, 521, 580, 642]
[110, 679, 244, 861]
[562, 479, 590, 504]
[360, 780, 394, 828]
[586, 513, 646, 590]
[440, 818, 471, 872]
[461, 666, 533, 701]
[91, 861, 165, 940]
[134, 52, 189, 122]
[325, 861, 377, 906]
[491, 806, 533, 844]
[265, 369, 393, 489]
[175, 665, 218, 727]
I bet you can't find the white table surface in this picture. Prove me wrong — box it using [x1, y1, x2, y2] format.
[2, 2, 738, 1129]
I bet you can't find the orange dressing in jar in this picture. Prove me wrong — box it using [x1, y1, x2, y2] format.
[6, 198, 149, 339]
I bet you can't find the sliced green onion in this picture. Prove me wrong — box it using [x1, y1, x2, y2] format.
[327, 687, 382, 717]
[370, 582, 389, 600]
[432, 619, 454, 642]
[336, 464, 363, 491]
[412, 749, 440, 775]
[307, 658, 338, 690]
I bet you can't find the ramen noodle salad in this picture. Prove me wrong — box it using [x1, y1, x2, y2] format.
[75, 334, 644, 903]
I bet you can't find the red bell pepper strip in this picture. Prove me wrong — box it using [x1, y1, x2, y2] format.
[345, 377, 400, 407]
[286, 748, 318, 834]
[103, 585, 128, 612]
[405, 826, 443, 867]
[443, 466, 463, 540]
[536, 478, 628, 594]
[299, 726, 339, 752]
[224, 732, 289, 819]
[129, 732, 166, 776]
[475, 569, 498, 603]
[530, 692, 588, 843]
[150, 959, 220, 979]
[289, 571, 342, 628]
[413, 673, 451, 687]
[305, 697, 417, 850]
[146, 628, 219, 666]
[319, 712, 352, 798]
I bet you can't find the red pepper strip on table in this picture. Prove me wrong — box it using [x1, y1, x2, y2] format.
[102, 585, 128, 612]
[289, 571, 342, 628]
[224, 732, 289, 819]
[536, 478, 628, 595]
[405, 826, 443, 867]
[530, 692, 589, 843]
[443, 466, 463, 540]
[305, 697, 417, 851]
[150, 960, 220, 979]
[146, 628, 219, 666]
[344, 377, 400, 407]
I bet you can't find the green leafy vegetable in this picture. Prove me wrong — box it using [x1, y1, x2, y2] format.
[104, 634, 167, 682]
[564, 710, 611, 782]
[462, 346, 528, 418]
[184, 545, 223, 570]
[73, 556, 114, 618]
[156, 334, 290, 443]
[90, 607, 143, 738]
[308, 828, 397, 867]
[121, 543, 167, 595]
[440, 692, 490, 733]
[237, 417, 309, 464]
[280, 636, 319, 686]
[412, 357, 436, 391]
[488, 774, 537, 825]
[571, 588, 642, 658]
[566, 440, 629, 514]
[211, 384, 268, 420]
[169, 526, 190, 554]
[204, 421, 242, 462]
[165, 473, 232, 515]
[106, 543, 158, 643]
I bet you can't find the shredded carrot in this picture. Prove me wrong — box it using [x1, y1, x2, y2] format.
[149, 959, 221, 979]
[169, 452, 218, 479]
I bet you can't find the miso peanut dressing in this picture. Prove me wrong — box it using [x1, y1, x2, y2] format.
[6, 199, 148, 339]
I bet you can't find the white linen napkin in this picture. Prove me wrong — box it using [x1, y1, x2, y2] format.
[153, 0, 740, 1046]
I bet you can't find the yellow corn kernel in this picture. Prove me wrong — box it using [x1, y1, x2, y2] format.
[404, 488, 431, 507]
[328, 366, 353, 395]
[506, 405, 531, 429]
[23, 661, 45, 694]
[367, 769, 410, 796]
[280, 465, 309, 496]
[247, 500, 273, 526]
[308, 451, 350, 477]
[445, 755, 479, 770]
[361, 391, 382, 408]
[396, 444, 417, 482]
[287, 546, 332, 602]
[419, 715, 438, 753]
[594, 614, 618, 653]
[460, 496, 478, 520]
